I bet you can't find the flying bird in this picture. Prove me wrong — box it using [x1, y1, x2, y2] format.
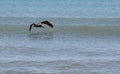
[29, 20, 54, 32]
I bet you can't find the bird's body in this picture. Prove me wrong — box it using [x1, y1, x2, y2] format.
[29, 20, 53, 32]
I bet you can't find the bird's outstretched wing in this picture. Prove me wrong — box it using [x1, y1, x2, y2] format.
[29, 24, 33, 32]
[41, 20, 54, 28]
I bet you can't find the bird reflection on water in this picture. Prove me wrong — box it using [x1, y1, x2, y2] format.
[28, 32, 53, 40]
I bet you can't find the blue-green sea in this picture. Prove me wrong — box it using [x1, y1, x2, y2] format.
[0, 0, 120, 74]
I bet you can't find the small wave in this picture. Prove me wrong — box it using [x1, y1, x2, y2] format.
[0, 25, 120, 35]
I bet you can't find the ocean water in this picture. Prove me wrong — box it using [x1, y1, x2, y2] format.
[0, 0, 120, 18]
[0, 0, 120, 74]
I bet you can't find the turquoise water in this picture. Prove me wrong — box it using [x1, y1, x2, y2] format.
[0, 0, 120, 18]
[0, 0, 120, 74]
[0, 18, 120, 73]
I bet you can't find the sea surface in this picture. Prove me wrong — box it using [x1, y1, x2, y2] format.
[0, 0, 120, 74]
[0, 0, 120, 18]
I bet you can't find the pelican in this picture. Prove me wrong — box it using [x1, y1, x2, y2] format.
[29, 20, 54, 32]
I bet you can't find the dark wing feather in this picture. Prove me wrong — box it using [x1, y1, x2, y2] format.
[29, 24, 33, 32]
[41, 20, 53, 28]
